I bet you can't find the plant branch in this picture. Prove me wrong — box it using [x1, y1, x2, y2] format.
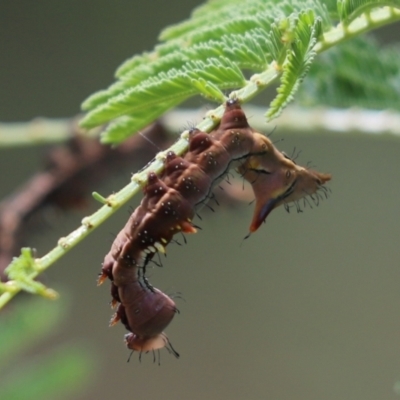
[316, 6, 400, 52]
[1, 105, 400, 149]
[1, 6, 400, 308]
[0, 117, 102, 147]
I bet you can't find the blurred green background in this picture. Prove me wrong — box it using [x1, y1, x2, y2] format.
[1, 1, 400, 399]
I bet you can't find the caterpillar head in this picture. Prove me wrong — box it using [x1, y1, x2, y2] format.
[239, 134, 331, 233]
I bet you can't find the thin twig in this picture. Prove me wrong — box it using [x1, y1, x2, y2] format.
[1, 6, 400, 307]
[0, 122, 171, 277]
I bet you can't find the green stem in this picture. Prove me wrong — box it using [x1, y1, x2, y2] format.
[1, 5, 400, 308]
[316, 6, 400, 52]
[0, 117, 102, 147]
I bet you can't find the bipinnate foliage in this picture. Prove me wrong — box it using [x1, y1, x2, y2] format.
[297, 35, 400, 109]
[80, 0, 400, 144]
[2, 0, 400, 309]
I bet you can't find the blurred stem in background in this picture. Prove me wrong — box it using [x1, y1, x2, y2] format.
[2, 106, 400, 147]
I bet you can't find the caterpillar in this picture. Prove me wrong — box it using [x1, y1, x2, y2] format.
[98, 99, 331, 360]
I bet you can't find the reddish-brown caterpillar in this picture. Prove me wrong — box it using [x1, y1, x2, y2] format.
[98, 100, 331, 360]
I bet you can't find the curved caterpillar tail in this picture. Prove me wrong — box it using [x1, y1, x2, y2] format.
[99, 98, 331, 361]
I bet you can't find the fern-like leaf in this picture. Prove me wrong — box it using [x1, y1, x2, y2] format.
[80, 0, 400, 143]
[296, 35, 400, 110]
[267, 11, 321, 120]
[82, 57, 246, 130]
[80, 0, 332, 142]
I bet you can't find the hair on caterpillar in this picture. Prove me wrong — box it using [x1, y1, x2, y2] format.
[99, 99, 331, 362]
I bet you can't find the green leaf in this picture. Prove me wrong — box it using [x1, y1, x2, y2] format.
[296, 35, 400, 110]
[80, 0, 400, 143]
[4, 248, 58, 298]
[80, 57, 246, 129]
[80, 0, 332, 143]
[267, 10, 321, 120]
[100, 98, 185, 144]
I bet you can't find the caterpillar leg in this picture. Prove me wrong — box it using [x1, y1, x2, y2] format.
[110, 282, 120, 307]
[97, 272, 108, 286]
[98, 256, 114, 285]
[110, 303, 129, 328]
